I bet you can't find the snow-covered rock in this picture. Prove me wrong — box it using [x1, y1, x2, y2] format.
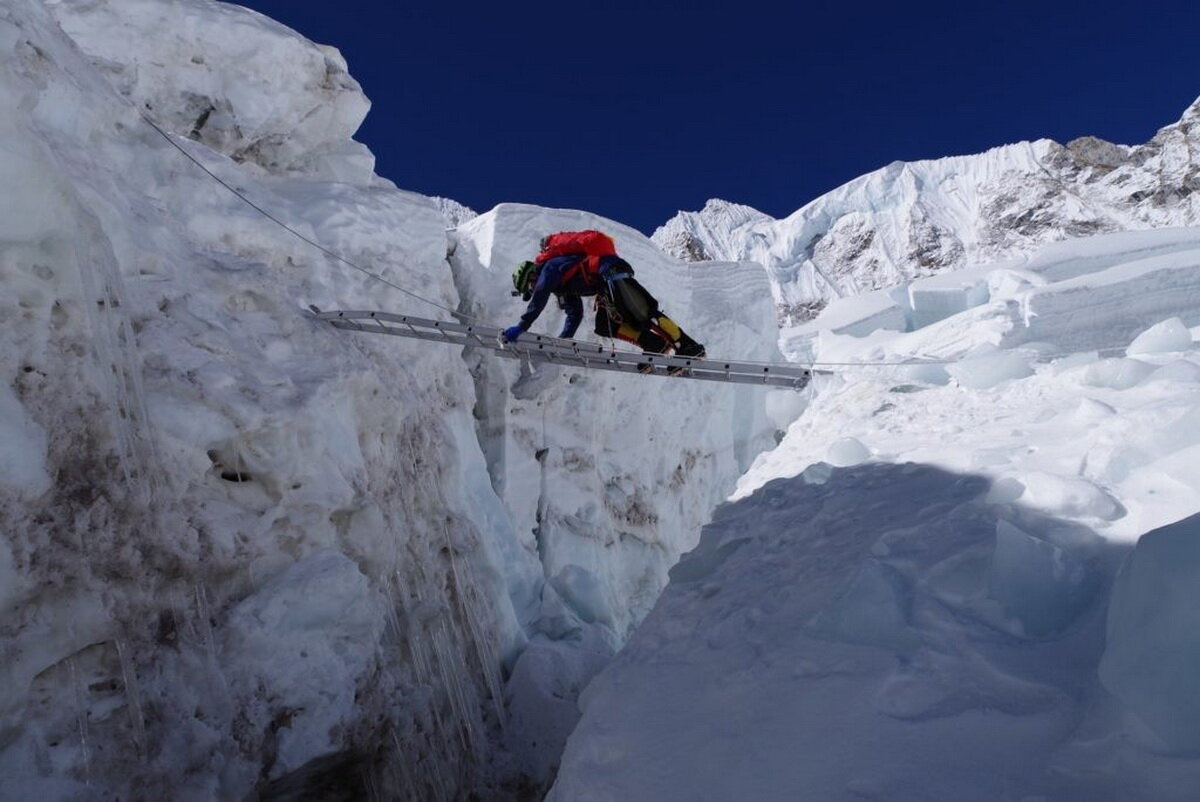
[650, 198, 773, 264]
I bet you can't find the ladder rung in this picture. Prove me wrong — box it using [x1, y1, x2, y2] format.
[311, 308, 819, 390]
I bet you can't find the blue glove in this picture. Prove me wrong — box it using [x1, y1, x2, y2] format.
[501, 325, 524, 343]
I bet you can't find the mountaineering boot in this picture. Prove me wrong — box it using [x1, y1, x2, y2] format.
[666, 324, 706, 376]
[635, 328, 670, 373]
[674, 335, 706, 359]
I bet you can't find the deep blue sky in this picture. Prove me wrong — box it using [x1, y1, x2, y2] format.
[239, 0, 1200, 233]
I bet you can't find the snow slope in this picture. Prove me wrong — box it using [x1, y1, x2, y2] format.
[654, 104, 1200, 326]
[552, 464, 1129, 801]
[0, 0, 779, 798]
[553, 227, 1200, 800]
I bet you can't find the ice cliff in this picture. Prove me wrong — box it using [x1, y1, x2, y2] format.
[0, 0, 777, 798]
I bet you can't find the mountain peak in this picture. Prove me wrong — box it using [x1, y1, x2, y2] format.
[655, 99, 1200, 321]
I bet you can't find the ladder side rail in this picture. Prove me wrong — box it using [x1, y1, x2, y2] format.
[330, 323, 809, 388]
[500, 336, 813, 379]
[319, 310, 817, 388]
[328, 319, 475, 349]
[323, 310, 814, 379]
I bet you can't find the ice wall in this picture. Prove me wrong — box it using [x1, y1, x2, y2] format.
[452, 205, 778, 635]
[0, 1, 536, 797]
[1101, 513, 1200, 754]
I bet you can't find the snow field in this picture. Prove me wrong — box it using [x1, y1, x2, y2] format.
[750, 227, 1200, 543]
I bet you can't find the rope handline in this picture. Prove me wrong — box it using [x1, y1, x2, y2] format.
[135, 111, 1064, 373]
[137, 111, 470, 321]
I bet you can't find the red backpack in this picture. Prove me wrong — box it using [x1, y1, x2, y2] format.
[535, 230, 617, 285]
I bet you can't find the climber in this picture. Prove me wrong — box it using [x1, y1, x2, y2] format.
[501, 230, 705, 373]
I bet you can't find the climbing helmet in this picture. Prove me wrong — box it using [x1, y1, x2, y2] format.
[512, 260, 539, 301]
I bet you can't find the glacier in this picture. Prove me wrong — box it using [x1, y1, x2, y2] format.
[8, 0, 1200, 799]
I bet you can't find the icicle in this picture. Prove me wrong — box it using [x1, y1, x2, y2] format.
[114, 639, 146, 756]
[442, 523, 507, 730]
[194, 583, 234, 720]
[373, 418, 524, 798]
[69, 657, 91, 787]
[71, 207, 163, 514]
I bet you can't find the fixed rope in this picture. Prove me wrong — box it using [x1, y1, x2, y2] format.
[136, 110, 1033, 373]
[137, 110, 469, 321]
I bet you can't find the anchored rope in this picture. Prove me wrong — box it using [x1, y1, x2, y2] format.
[134, 109, 1039, 373]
